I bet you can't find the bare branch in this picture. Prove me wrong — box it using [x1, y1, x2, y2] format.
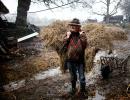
[110, 0, 117, 4]
[121, 0, 130, 17]
[29, 0, 79, 13]
[93, 11, 106, 16]
[110, 0, 122, 15]
[31, 1, 38, 4]
[95, 0, 107, 5]
[101, 7, 107, 10]
[77, 1, 92, 8]
[59, 0, 64, 5]
[104, 0, 107, 2]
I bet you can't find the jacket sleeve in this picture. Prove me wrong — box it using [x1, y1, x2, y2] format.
[80, 31, 88, 49]
[63, 31, 71, 45]
[60, 32, 71, 53]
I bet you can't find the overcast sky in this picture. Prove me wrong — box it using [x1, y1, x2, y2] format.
[1, 0, 122, 26]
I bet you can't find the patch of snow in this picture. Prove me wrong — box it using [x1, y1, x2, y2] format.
[86, 63, 101, 86]
[92, 90, 105, 100]
[86, 49, 118, 86]
[3, 80, 25, 92]
[3, 67, 61, 91]
[34, 67, 61, 80]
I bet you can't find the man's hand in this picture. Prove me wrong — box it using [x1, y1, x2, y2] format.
[80, 31, 87, 49]
[66, 32, 71, 39]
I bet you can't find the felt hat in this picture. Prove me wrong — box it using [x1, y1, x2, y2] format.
[68, 18, 81, 26]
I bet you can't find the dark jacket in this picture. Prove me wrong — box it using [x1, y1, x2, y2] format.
[63, 31, 87, 63]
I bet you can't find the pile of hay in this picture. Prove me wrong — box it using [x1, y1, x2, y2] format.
[40, 20, 68, 48]
[1, 49, 60, 83]
[82, 23, 127, 49]
[40, 21, 128, 72]
[105, 26, 127, 40]
[1, 58, 49, 83]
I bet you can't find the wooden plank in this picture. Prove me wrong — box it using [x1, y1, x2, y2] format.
[17, 32, 39, 42]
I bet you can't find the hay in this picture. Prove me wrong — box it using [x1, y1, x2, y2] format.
[40, 20, 68, 47]
[1, 62, 43, 83]
[82, 23, 103, 32]
[105, 26, 127, 40]
[83, 25, 112, 49]
[1, 50, 60, 83]
[40, 22, 128, 72]
[85, 47, 98, 72]
[83, 24, 127, 49]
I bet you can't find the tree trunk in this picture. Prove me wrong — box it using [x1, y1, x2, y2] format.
[106, 15, 110, 24]
[15, 0, 31, 27]
[106, 0, 110, 23]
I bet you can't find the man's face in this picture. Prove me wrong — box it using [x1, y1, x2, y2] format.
[69, 25, 81, 32]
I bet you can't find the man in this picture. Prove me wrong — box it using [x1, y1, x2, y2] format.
[63, 18, 87, 96]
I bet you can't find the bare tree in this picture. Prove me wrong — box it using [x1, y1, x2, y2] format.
[15, 0, 31, 26]
[92, 0, 122, 23]
[15, 0, 93, 27]
[121, 0, 130, 21]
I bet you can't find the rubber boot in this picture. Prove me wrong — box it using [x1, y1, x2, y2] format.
[80, 83, 86, 92]
[77, 83, 88, 98]
[69, 81, 76, 95]
[0, 82, 4, 92]
[0, 86, 4, 92]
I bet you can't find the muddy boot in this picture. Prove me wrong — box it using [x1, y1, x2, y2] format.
[69, 81, 76, 96]
[0, 75, 4, 92]
[0, 86, 4, 92]
[77, 83, 88, 98]
[69, 88, 76, 96]
[80, 83, 86, 92]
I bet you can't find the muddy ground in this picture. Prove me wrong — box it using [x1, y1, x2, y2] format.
[0, 71, 130, 100]
[0, 31, 130, 100]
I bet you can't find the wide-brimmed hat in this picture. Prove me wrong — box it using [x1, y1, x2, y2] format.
[68, 18, 81, 26]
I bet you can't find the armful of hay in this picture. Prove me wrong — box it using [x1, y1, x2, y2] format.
[80, 31, 88, 49]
